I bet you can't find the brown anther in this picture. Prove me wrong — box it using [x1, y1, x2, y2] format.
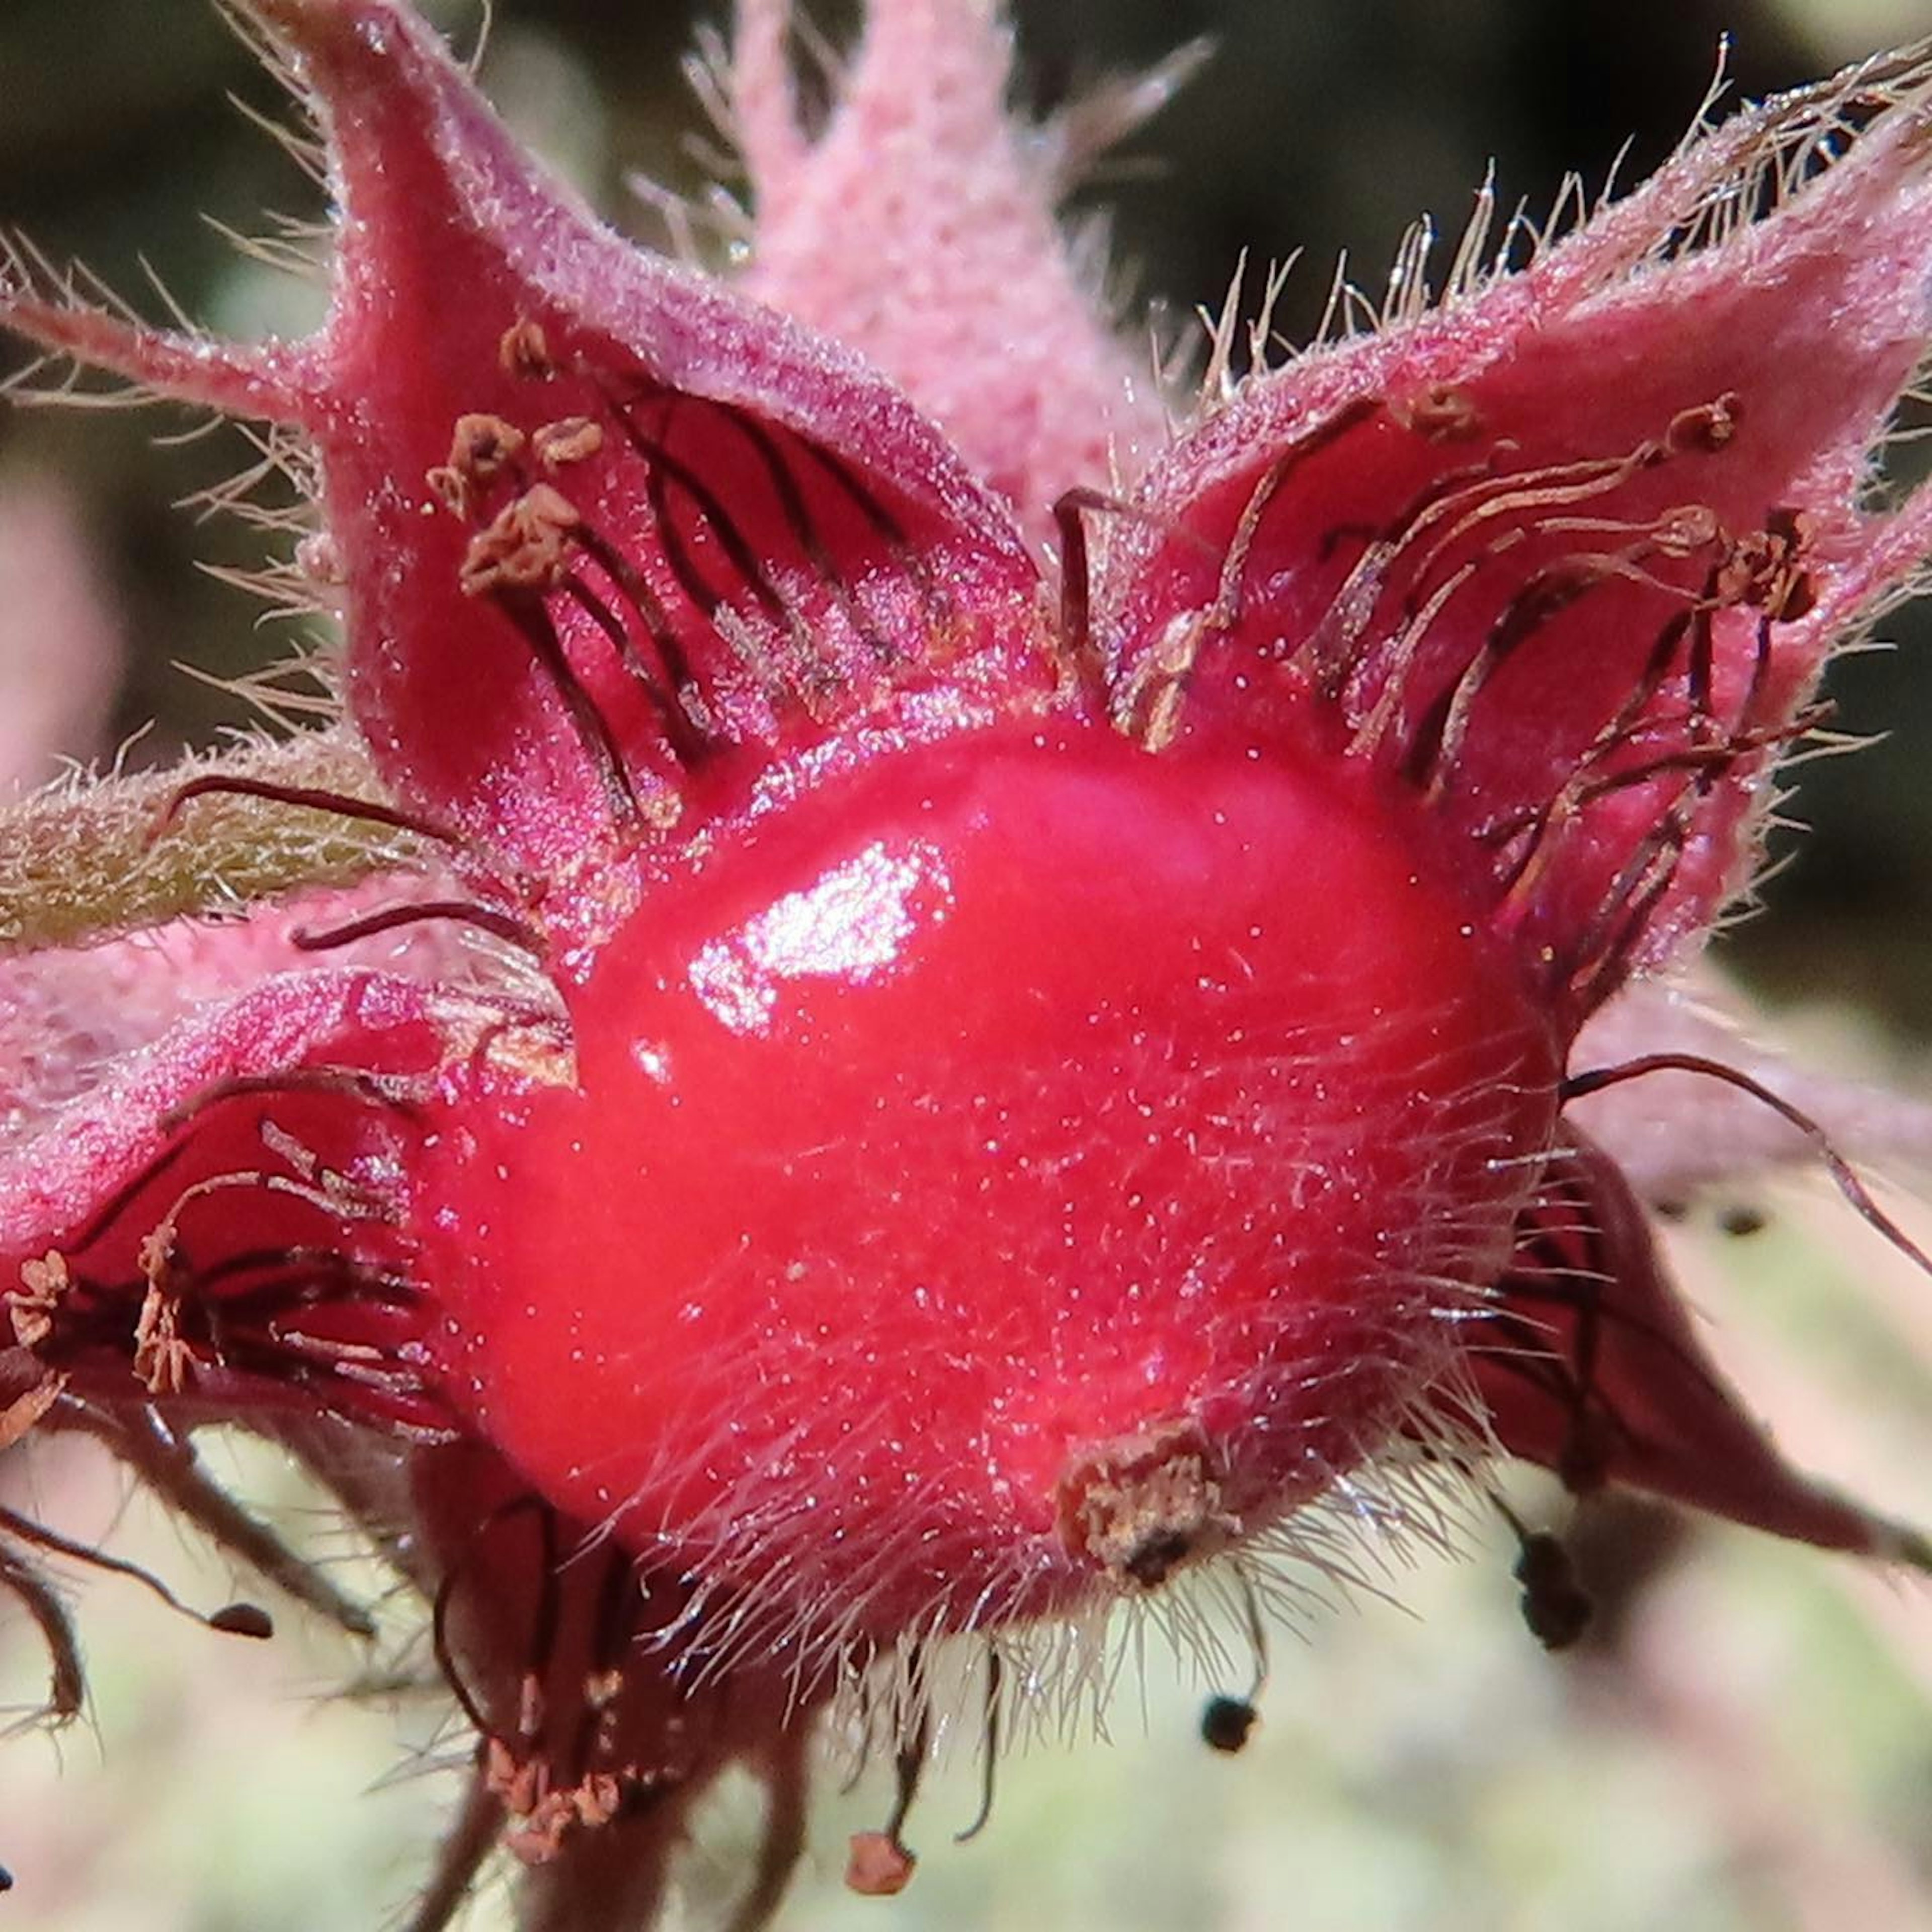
[132, 1280, 193, 1397]
[500, 318, 555, 380]
[429, 415, 529, 520]
[1666, 392, 1742, 454]
[459, 484, 583, 596]
[1512, 1531, 1594, 1651]
[1397, 383, 1483, 443]
[11, 1252, 70, 1350]
[1055, 1416, 1239, 1589]
[1713, 507, 1816, 620]
[1200, 1694, 1260, 1754]
[426, 464, 469, 517]
[129, 1226, 198, 1396]
[1651, 503, 1721, 557]
[533, 417, 604, 468]
[207, 1601, 275, 1640]
[454, 413, 527, 481]
[845, 1830, 917, 1897]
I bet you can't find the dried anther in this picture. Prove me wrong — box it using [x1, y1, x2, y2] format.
[428, 412, 529, 515]
[844, 1830, 916, 1898]
[459, 485, 584, 596]
[1396, 382, 1483, 442]
[133, 1229, 196, 1397]
[1650, 503, 1722, 558]
[1666, 392, 1742, 454]
[489, 1741, 661, 1864]
[534, 418, 605, 468]
[1715, 507, 1818, 621]
[1055, 1418, 1240, 1588]
[0, 1373, 67, 1453]
[499, 318, 555, 380]
[9, 1253, 70, 1350]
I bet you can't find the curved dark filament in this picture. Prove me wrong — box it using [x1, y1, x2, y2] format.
[953, 1648, 1004, 1844]
[0, 1543, 84, 1724]
[1211, 398, 1383, 643]
[151, 774, 468, 852]
[161, 1065, 427, 1135]
[60, 1134, 196, 1260]
[1236, 1563, 1270, 1705]
[1408, 555, 1621, 795]
[1199, 1565, 1271, 1753]
[609, 397, 794, 629]
[1561, 1052, 1932, 1274]
[61, 1398, 377, 1638]
[0, 1538, 84, 1739]
[1487, 702, 1824, 863]
[53, 1060, 426, 1269]
[1324, 447, 1645, 711]
[495, 586, 645, 828]
[711, 405, 892, 664]
[884, 1700, 927, 1862]
[1488, 1495, 1593, 1652]
[430, 1490, 558, 1748]
[0, 1502, 271, 1640]
[291, 897, 545, 960]
[1562, 794, 1698, 1008]
[1050, 488, 1221, 688]
[1495, 1267, 1730, 1400]
[558, 569, 711, 770]
[566, 524, 693, 695]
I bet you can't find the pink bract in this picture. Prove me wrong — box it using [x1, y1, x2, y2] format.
[4, 6, 1932, 1925]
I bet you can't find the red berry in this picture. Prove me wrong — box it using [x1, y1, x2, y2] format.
[419, 720, 1560, 1649]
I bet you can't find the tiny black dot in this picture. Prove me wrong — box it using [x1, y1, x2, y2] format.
[1200, 1696, 1258, 1753]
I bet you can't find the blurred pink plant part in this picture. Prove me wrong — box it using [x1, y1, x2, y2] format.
[0, 6, 1929, 1927]
[1574, 972, 1932, 1205]
[725, 0, 1185, 537]
[0, 465, 119, 791]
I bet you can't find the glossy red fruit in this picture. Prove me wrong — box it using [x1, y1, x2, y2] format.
[420, 719, 1561, 1648]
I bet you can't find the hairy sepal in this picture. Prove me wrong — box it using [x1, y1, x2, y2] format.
[1477, 1135, 1926, 1564]
[0, 724, 422, 953]
[0, 968, 460, 1430]
[1097, 49, 1932, 1020]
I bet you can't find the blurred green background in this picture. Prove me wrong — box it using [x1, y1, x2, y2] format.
[2, 3, 1932, 1928]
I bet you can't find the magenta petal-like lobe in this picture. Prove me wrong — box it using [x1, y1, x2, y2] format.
[1476, 1137, 1916, 1561]
[0, 968, 455, 1428]
[735, 0, 1171, 536]
[1099, 56, 1932, 1015]
[243, 0, 1044, 898]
